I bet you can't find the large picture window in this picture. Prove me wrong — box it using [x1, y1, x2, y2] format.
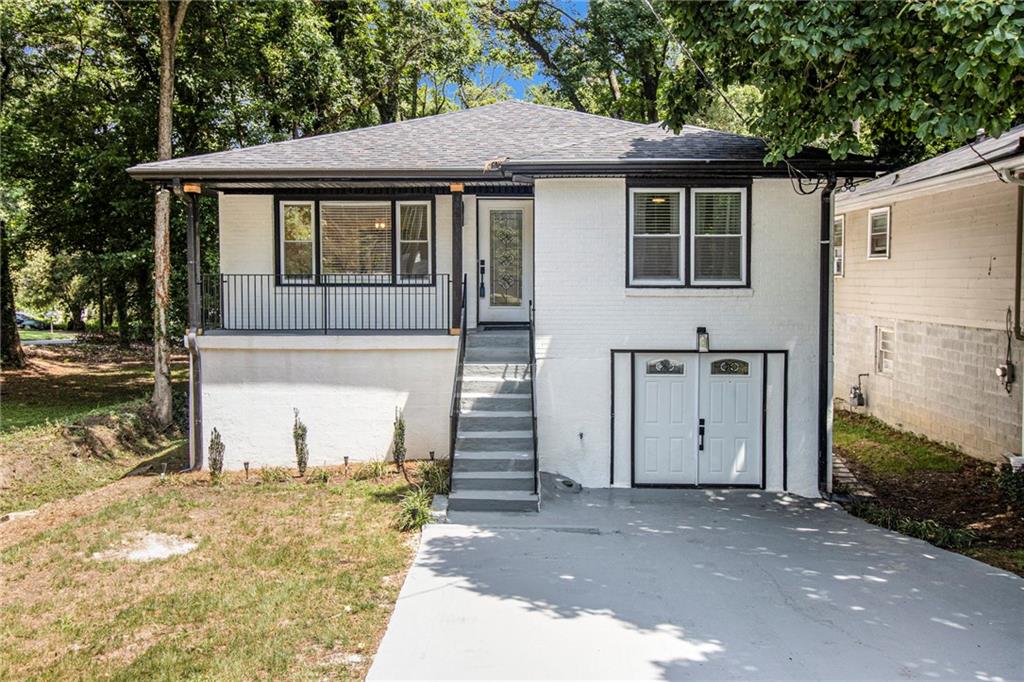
[690, 188, 746, 285]
[276, 197, 434, 284]
[630, 189, 683, 283]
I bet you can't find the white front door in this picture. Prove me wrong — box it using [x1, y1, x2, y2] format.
[697, 354, 763, 486]
[634, 354, 699, 485]
[478, 199, 533, 323]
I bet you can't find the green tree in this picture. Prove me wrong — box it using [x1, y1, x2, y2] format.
[660, 0, 1024, 162]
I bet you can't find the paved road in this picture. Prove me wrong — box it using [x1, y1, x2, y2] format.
[369, 480, 1023, 680]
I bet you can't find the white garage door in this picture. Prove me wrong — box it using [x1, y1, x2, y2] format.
[634, 353, 763, 486]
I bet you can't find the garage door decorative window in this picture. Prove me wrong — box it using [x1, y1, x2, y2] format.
[646, 358, 685, 375]
[710, 359, 749, 375]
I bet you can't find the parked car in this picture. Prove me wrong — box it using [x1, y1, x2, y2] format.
[15, 312, 47, 330]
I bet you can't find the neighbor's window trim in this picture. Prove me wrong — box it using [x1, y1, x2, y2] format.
[833, 213, 845, 277]
[278, 199, 316, 281]
[689, 186, 748, 286]
[867, 206, 891, 260]
[396, 200, 433, 278]
[628, 186, 686, 286]
[875, 325, 895, 375]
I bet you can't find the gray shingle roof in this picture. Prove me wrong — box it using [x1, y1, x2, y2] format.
[509, 123, 831, 163]
[853, 123, 1024, 196]
[128, 101, 643, 178]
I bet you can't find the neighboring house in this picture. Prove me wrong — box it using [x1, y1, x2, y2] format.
[834, 125, 1024, 463]
[128, 101, 878, 509]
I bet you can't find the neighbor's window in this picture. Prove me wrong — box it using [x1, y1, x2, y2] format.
[876, 326, 895, 375]
[691, 188, 746, 285]
[630, 189, 682, 283]
[397, 201, 431, 277]
[833, 214, 845, 276]
[281, 201, 314, 278]
[868, 207, 891, 259]
[319, 201, 392, 280]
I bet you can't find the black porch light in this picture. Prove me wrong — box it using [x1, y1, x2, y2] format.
[696, 326, 710, 353]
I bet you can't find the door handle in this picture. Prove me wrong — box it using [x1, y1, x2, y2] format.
[698, 418, 705, 451]
[479, 259, 486, 298]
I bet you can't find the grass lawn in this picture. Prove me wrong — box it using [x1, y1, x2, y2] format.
[17, 329, 78, 341]
[834, 410, 1024, 576]
[0, 467, 421, 680]
[1, 342, 187, 433]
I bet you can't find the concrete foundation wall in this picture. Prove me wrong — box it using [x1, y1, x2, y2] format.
[195, 335, 457, 470]
[834, 313, 1022, 462]
[533, 178, 822, 496]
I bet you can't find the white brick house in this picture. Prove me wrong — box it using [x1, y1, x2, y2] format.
[129, 101, 879, 509]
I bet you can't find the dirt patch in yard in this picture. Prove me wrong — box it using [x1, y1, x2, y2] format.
[834, 410, 1024, 575]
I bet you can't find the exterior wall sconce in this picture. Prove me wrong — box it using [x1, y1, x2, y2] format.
[696, 326, 710, 352]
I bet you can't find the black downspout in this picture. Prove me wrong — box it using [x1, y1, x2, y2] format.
[817, 175, 838, 495]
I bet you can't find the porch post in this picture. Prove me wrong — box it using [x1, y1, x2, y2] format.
[182, 184, 202, 331]
[450, 184, 464, 330]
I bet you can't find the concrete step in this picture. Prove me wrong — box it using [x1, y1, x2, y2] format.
[448, 490, 539, 512]
[461, 395, 532, 412]
[466, 331, 529, 348]
[462, 378, 531, 395]
[465, 347, 529, 363]
[462, 363, 531, 379]
[458, 415, 534, 431]
[452, 470, 534, 491]
[457, 435, 533, 452]
[453, 451, 534, 472]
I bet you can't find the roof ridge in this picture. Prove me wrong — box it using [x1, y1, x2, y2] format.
[504, 99, 648, 128]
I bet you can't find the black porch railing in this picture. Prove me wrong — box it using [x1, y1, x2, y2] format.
[200, 273, 452, 333]
[448, 275, 469, 493]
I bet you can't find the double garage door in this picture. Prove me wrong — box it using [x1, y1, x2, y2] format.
[635, 353, 763, 487]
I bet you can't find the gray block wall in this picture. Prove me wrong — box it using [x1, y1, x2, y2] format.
[834, 313, 1022, 462]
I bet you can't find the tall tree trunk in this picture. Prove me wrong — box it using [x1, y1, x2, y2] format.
[0, 219, 25, 369]
[152, 0, 190, 428]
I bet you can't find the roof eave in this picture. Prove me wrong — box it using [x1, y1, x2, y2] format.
[126, 166, 502, 182]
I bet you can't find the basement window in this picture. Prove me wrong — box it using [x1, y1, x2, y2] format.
[876, 326, 895, 375]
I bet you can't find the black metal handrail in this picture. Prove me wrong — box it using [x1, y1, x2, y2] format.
[200, 273, 451, 333]
[448, 274, 469, 493]
[528, 298, 538, 496]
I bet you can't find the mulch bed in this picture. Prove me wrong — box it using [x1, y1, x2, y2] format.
[837, 436, 1024, 552]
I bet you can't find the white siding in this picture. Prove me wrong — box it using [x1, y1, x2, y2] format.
[534, 178, 822, 496]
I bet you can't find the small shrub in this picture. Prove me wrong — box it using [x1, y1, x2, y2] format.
[293, 409, 309, 476]
[848, 501, 977, 550]
[995, 463, 1024, 506]
[419, 459, 451, 496]
[306, 467, 331, 485]
[394, 487, 433, 531]
[208, 428, 225, 482]
[353, 460, 389, 481]
[259, 466, 290, 484]
[392, 408, 407, 472]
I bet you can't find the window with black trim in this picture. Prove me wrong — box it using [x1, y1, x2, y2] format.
[691, 188, 746, 285]
[397, 201, 432, 278]
[629, 189, 683, 283]
[280, 201, 314, 279]
[320, 201, 392, 279]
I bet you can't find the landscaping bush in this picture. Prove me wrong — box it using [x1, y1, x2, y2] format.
[848, 501, 977, 550]
[208, 428, 225, 482]
[306, 467, 331, 485]
[419, 459, 451, 496]
[995, 463, 1024, 506]
[394, 487, 433, 531]
[258, 467, 290, 484]
[392, 408, 407, 472]
[292, 409, 309, 476]
[353, 460, 389, 481]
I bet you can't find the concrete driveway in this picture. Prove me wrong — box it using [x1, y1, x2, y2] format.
[369, 480, 1023, 681]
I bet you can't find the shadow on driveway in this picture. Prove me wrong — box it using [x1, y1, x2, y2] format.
[369, 479, 1023, 680]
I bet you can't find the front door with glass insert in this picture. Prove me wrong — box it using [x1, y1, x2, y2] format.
[478, 199, 533, 323]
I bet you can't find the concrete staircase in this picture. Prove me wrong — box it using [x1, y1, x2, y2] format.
[448, 328, 539, 512]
